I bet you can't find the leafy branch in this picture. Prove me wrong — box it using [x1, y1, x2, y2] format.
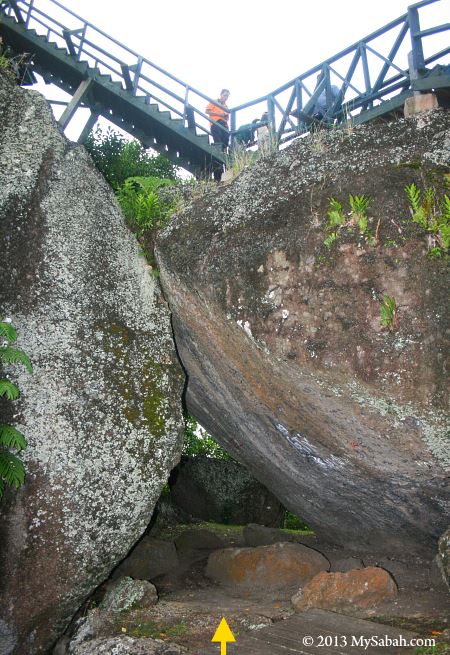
[405, 183, 450, 257]
[0, 320, 31, 499]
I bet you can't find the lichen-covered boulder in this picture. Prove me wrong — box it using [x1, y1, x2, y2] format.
[170, 455, 284, 526]
[205, 542, 329, 594]
[437, 526, 450, 590]
[0, 73, 184, 654]
[156, 108, 450, 557]
[291, 567, 398, 612]
[68, 636, 188, 655]
[99, 578, 158, 612]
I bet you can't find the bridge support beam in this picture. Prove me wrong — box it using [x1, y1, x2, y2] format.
[77, 111, 99, 144]
[58, 78, 93, 130]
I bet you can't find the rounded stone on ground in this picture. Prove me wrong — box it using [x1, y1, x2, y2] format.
[112, 537, 179, 581]
[99, 577, 158, 612]
[291, 566, 398, 612]
[68, 635, 188, 654]
[206, 542, 329, 594]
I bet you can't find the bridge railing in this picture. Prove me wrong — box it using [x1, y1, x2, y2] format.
[0, 0, 220, 137]
[229, 0, 450, 144]
[1, 0, 449, 147]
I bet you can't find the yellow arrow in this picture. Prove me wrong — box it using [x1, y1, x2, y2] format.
[212, 617, 236, 655]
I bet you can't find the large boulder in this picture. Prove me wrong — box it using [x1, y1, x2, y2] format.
[291, 567, 398, 612]
[0, 73, 184, 654]
[156, 108, 450, 556]
[112, 537, 179, 581]
[205, 542, 329, 594]
[170, 455, 284, 526]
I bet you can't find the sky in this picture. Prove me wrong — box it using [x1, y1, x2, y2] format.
[27, 0, 450, 141]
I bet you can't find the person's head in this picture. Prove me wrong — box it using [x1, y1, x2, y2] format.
[261, 112, 268, 121]
[220, 89, 230, 103]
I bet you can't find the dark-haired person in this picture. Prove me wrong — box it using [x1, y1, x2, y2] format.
[206, 88, 230, 181]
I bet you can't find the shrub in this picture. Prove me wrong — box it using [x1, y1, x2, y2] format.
[182, 414, 230, 459]
[84, 126, 178, 189]
[116, 176, 177, 236]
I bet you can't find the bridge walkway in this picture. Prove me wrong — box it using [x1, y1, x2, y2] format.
[0, 0, 449, 175]
[198, 609, 420, 655]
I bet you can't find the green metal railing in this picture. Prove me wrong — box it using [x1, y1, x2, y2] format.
[1, 0, 449, 148]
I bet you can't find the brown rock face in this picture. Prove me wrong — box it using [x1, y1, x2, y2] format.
[156, 109, 450, 556]
[292, 567, 398, 612]
[205, 542, 329, 593]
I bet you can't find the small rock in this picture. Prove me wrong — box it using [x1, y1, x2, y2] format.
[113, 537, 178, 581]
[206, 542, 329, 594]
[99, 577, 158, 612]
[68, 636, 188, 654]
[292, 566, 398, 612]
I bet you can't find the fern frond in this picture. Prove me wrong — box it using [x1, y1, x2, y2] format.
[423, 187, 435, 216]
[0, 425, 27, 451]
[0, 346, 32, 373]
[358, 215, 368, 233]
[0, 322, 17, 344]
[405, 183, 421, 213]
[438, 221, 450, 251]
[380, 294, 397, 330]
[0, 380, 20, 400]
[442, 195, 450, 223]
[349, 194, 371, 215]
[324, 232, 337, 249]
[0, 450, 25, 488]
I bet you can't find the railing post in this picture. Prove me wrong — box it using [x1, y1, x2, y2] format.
[183, 85, 189, 122]
[77, 24, 87, 61]
[230, 108, 236, 147]
[25, 0, 34, 27]
[408, 4, 425, 85]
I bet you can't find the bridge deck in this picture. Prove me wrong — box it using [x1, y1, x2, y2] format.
[198, 609, 420, 655]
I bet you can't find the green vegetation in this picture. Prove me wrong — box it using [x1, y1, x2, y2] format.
[84, 126, 178, 190]
[405, 183, 450, 258]
[282, 511, 312, 532]
[126, 621, 187, 639]
[324, 194, 375, 248]
[183, 414, 230, 459]
[415, 645, 450, 655]
[379, 294, 397, 331]
[226, 134, 278, 180]
[0, 321, 32, 499]
[117, 176, 178, 237]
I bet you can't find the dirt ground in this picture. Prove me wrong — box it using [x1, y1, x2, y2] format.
[74, 524, 450, 654]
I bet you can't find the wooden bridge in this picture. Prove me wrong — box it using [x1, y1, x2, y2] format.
[199, 609, 422, 655]
[0, 0, 449, 175]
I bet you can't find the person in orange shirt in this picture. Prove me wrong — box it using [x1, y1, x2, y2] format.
[206, 88, 230, 181]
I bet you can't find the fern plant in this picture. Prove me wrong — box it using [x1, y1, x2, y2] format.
[405, 183, 449, 256]
[0, 320, 31, 499]
[379, 295, 397, 331]
[117, 176, 177, 236]
[324, 194, 373, 247]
